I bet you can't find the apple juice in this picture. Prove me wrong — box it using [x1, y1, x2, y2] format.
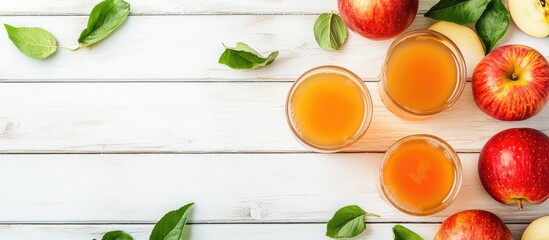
[379, 30, 466, 118]
[286, 66, 373, 152]
[379, 135, 462, 215]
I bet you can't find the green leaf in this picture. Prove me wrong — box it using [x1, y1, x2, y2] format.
[313, 12, 347, 51]
[393, 225, 424, 240]
[4, 24, 57, 59]
[475, 0, 509, 53]
[101, 230, 134, 240]
[326, 205, 379, 239]
[149, 203, 194, 240]
[218, 42, 279, 70]
[78, 0, 131, 47]
[424, 0, 491, 24]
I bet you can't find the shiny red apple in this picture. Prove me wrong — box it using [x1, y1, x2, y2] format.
[472, 44, 549, 121]
[478, 128, 549, 209]
[435, 210, 513, 240]
[337, 0, 418, 40]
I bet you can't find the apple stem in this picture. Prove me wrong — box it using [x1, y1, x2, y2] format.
[517, 199, 523, 210]
[511, 73, 519, 81]
[541, 0, 546, 7]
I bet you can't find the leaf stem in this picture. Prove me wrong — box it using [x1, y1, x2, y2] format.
[58, 45, 80, 51]
[365, 212, 380, 218]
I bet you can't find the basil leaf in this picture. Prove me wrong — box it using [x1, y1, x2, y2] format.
[326, 205, 379, 239]
[314, 13, 347, 51]
[218, 42, 279, 70]
[101, 230, 134, 240]
[424, 0, 491, 24]
[475, 0, 509, 53]
[393, 225, 424, 240]
[149, 203, 194, 240]
[78, 0, 131, 47]
[4, 24, 57, 59]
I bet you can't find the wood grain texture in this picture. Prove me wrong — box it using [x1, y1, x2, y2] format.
[0, 154, 547, 223]
[0, 82, 547, 153]
[0, 223, 531, 239]
[0, 16, 546, 81]
[0, 0, 439, 15]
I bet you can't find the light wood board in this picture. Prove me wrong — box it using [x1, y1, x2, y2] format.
[0, 16, 546, 81]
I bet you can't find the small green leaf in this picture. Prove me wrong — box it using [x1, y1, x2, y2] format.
[218, 42, 279, 70]
[326, 205, 379, 239]
[78, 0, 131, 47]
[424, 0, 491, 24]
[4, 24, 57, 59]
[101, 230, 134, 240]
[313, 12, 347, 51]
[475, 0, 509, 53]
[149, 203, 194, 240]
[393, 225, 424, 240]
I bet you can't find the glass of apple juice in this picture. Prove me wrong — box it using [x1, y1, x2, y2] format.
[286, 66, 373, 153]
[378, 29, 467, 119]
[378, 134, 462, 216]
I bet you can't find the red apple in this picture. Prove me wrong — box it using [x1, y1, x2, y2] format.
[337, 0, 418, 40]
[435, 210, 513, 240]
[472, 45, 549, 121]
[478, 128, 549, 209]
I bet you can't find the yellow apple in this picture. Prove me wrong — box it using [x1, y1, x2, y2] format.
[428, 21, 485, 77]
[522, 216, 549, 240]
[509, 0, 549, 38]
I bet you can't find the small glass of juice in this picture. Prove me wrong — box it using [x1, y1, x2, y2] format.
[379, 29, 466, 119]
[286, 66, 373, 153]
[378, 134, 462, 216]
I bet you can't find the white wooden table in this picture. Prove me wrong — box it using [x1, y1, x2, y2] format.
[0, 0, 547, 239]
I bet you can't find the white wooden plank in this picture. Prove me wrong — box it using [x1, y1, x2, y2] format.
[0, 223, 531, 239]
[0, 16, 546, 81]
[0, 82, 547, 153]
[0, 154, 547, 223]
[0, 0, 439, 15]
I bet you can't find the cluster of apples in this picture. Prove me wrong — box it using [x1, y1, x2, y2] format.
[338, 0, 549, 121]
[337, 0, 549, 39]
[435, 211, 549, 240]
[337, 0, 549, 239]
[433, 127, 549, 240]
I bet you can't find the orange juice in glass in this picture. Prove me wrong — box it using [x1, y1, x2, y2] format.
[379, 30, 466, 119]
[378, 134, 462, 216]
[286, 66, 373, 153]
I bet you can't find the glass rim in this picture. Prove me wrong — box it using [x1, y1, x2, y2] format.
[377, 134, 463, 216]
[285, 65, 374, 153]
[380, 29, 467, 117]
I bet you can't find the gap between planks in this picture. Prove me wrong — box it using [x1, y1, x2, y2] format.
[0, 13, 326, 17]
[0, 12, 431, 17]
[0, 221, 534, 225]
[0, 151, 484, 155]
[0, 79, 479, 83]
